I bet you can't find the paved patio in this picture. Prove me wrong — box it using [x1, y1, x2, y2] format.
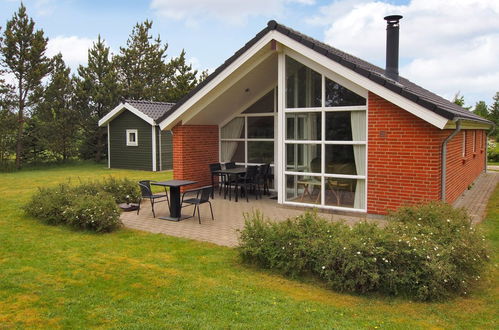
[121, 191, 371, 247]
[122, 171, 499, 247]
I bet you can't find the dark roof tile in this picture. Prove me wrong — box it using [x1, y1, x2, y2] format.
[125, 99, 175, 122]
[157, 20, 492, 126]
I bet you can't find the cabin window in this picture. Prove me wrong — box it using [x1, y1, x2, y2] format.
[126, 129, 138, 146]
[462, 131, 467, 157]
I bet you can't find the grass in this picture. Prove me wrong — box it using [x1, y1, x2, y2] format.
[0, 161, 498, 328]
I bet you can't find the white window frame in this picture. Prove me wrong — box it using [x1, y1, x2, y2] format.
[219, 89, 277, 168]
[281, 53, 368, 212]
[126, 129, 138, 147]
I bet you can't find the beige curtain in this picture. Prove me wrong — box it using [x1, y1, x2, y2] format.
[221, 117, 244, 162]
[351, 111, 366, 209]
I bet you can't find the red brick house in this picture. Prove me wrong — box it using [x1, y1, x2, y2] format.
[157, 17, 493, 215]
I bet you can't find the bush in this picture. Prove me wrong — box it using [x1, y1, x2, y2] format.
[64, 193, 121, 232]
[100, 177, 140, 203]
[239, 204, 489, 301]
[24, 184, 73, 225]
[24, 176, 136, 232]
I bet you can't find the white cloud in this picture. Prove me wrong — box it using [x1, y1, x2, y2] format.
[150, 0, 314, 26]
[308, 0, 499, 105]
[46, 36, 96, 71]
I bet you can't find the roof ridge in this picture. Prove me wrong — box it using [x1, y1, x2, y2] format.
[125, 99, 176, 106]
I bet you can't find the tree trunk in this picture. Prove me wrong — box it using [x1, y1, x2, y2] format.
[15, 87, 24, 169]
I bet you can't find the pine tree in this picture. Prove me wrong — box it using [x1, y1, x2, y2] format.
[489, 92, 499, 139]
[115, 20, 172, 101]
[473, 100, 489, 119]
[0, 73, 16, 166]
[452, 91, 471, 110]
[34, 54, 78, 160]
[167, 49, 198, 102]
[75, 35, 120, 161]
[0, 4, 50, 168]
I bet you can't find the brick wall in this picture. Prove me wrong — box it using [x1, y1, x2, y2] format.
[367, 92, 486, 214]
[445, 129, 486, 203]
[172, 124, 219, 190]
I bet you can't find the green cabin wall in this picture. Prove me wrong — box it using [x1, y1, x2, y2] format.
[108, 110, 172, 172]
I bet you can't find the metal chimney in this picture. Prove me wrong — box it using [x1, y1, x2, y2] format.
[384, 15, 403, 81]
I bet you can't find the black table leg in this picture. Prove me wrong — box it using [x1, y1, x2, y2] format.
[158, 186, 189, 221]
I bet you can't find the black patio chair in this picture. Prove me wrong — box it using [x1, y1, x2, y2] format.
[181, 186, 214, 224]
[259, 163, 271, 195]
[209, 163, 224, 197]
[137, 180, 169, 218]
[225, 162, 236, 169]
[238, 165, 260, 202]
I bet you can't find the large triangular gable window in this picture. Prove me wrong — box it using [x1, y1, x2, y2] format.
[283, 56, 367, 211]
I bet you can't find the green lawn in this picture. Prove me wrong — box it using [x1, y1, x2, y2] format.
[0, 162, 498, 328]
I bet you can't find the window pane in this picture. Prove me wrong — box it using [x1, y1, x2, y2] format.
[325, 145, 365, 175]
[286, 112, 321, 140]
[324, 178, 365, 209]
[325, 78, 366, 106]
[286, 174, 322, 205]
[243, 90, 274, 113]
[221, 141, 244, 162]
[286, 56, 321, 108]
[286, 144, 321, 173]
[248, 141, 274, 164]
[221, 117, 245, 139]
[326, 111, 366, 141]
[247, 116, 274, 138]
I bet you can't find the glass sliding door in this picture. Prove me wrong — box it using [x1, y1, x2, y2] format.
[283, 55, 367, 211]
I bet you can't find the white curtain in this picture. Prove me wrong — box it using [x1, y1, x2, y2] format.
[221, 117, 244, 162]
[351, 111, 366, 209]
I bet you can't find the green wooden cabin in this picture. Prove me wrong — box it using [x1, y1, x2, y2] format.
[98, 100, 174, 171]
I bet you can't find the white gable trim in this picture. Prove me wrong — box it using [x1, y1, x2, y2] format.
[159, 31, 279, 130]
[158, 29, 451, 130]
[275, 35, 449, 129]
[98, 103, 156, 127]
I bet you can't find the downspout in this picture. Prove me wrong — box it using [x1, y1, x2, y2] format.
[441, 119, 461, 202]
[485, 123, 496, 173]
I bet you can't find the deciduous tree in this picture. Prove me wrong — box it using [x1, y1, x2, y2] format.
[473, 100, 489, 119]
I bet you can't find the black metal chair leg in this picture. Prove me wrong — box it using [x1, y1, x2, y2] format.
[137, 198, 141, 215]
[208, 202, 214, 220]
[197, 205, 201, 224]
[151, 199, 156, 218]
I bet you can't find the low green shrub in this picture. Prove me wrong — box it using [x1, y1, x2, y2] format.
[24, 176, 136, 232]
[100, 177, 140, 203]
[24, 184, 73, 225]
[239, 203, 489, 301]
[64, 193, 121, 232]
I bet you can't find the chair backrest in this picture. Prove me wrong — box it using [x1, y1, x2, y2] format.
[225, 162, 236, 169]
[138, 180, 153, 198]
[246, 165, 258, 179]
[259, 163, 270, 178]
[199, 186, 212, 202]
[209, 163, 222, 172]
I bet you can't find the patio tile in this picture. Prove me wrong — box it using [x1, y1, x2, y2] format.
[122, 172, 498, 247]
[121, 193, 369, 247]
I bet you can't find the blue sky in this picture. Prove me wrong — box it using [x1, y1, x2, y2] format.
[1, 0, 498, 107]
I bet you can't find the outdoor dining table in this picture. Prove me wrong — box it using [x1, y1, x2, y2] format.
[212, 167, 247, 201]
[151, 180, 197, 221]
